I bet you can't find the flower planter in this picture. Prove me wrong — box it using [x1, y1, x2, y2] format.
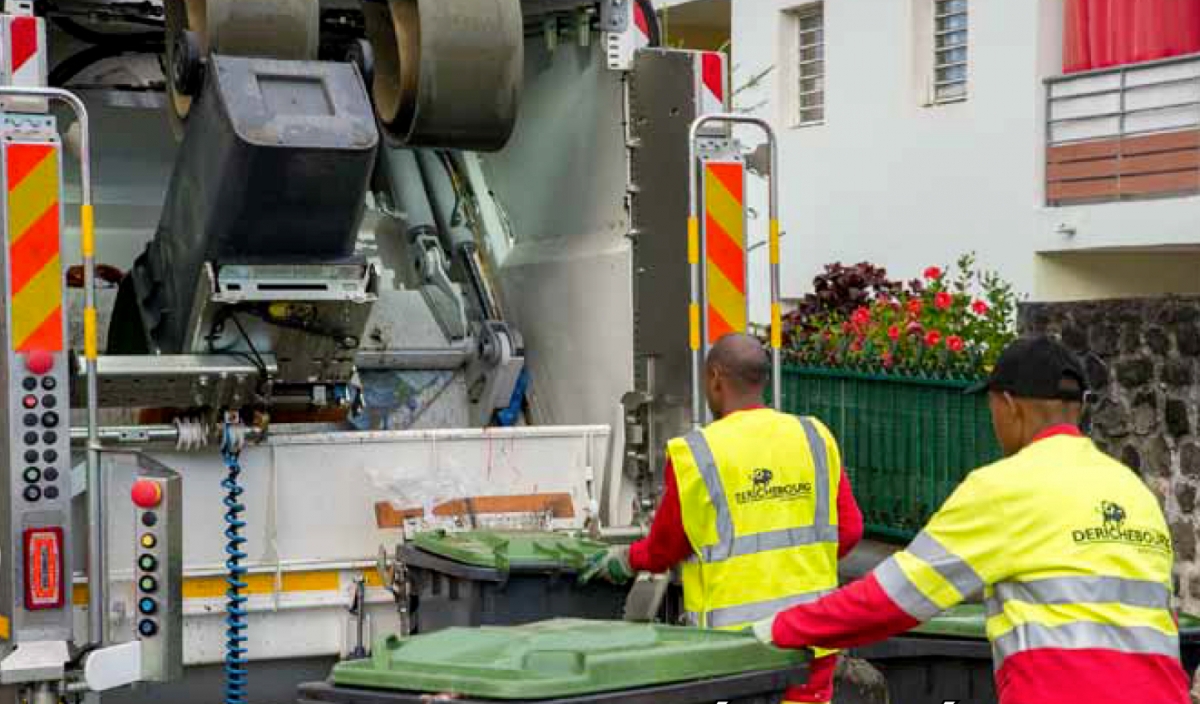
[779, 366, 1002, 542]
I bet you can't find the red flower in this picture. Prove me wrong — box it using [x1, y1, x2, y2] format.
[851, 307, 871, 326]
[923, 266, 943, 280]
[947, 335, 965, 353]
[850, 339, 863, 352]
[934, 292, 953, 311]
[906, 299, 923, 316]
[887, 325, 901, 341]
[880, 351, 893, 368]
[925, 330, 943, 348]
[906, 321, 924, 336]
[972, 300, 990, 315]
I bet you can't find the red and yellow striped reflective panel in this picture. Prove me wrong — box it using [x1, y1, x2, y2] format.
[704, 161, 746, 344]
[6, 143, 63, 353]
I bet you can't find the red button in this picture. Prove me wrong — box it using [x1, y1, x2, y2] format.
[131, 480, 163, 509]
[21, 395, 37, 409]
[25, 352, 53, 376]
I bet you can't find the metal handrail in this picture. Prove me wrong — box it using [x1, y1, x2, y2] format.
[1044, 51, 1200, 200]
[1044, 50, 1200, 85]
[686, 114, 781, 428]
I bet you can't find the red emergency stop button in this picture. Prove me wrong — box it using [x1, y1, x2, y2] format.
[131, 480, 162, 509]
[24, 351, 53, 375]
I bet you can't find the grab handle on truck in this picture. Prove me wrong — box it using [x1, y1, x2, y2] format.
[687, 115, 781, 428]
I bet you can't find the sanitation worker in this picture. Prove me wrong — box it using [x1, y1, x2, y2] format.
[582, 332, 864, 704]
[750, 335, 1190, 704]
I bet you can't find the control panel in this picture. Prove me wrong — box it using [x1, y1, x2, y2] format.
[0, 118, 72, 643]
[130, 455, 182, 682]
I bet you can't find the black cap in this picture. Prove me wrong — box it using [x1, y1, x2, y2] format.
[966, 336, 1088, 401]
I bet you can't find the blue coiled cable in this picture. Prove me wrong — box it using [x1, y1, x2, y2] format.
[221, 422, 248, 704]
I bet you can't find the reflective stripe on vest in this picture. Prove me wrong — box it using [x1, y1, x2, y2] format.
[986, 575, 1178, 666]
[992, 622, 1179, 667]
[873, 531, 984, 622]
[875, 555, 944, 621]
[908, 531, 985, 599]
[683, 417, 837, 565]
[985, 575, 1173, 618]
[684, 588, 834, 629]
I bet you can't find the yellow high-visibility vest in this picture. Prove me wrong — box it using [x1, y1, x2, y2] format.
[669, 408, 841, 631]
[873, 434, 1180, 669]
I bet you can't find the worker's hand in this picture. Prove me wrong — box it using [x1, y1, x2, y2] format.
[579, 545, 634, 585]
[749, 614, 776, 645]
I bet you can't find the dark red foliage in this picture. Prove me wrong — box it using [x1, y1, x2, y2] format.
[784, 262, 903, 344]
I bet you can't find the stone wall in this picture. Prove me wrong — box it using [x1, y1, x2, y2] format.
[1022, 297, 1200, 609]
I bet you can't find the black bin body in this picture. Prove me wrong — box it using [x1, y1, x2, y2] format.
[298, 667, 806, 704]
[854, 637, 995, 704]
[1182, 627, 1200, 677]
[401, 545, 629, 634]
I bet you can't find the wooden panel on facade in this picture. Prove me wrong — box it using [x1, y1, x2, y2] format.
[1047, 128, 1200, 205]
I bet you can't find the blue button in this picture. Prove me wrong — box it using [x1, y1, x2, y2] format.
[138, 598, 157, 615]
[138, 619, 157, 637]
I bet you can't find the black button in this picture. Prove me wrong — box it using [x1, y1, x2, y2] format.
[138, 598, 157, 615]
[139, 576, 158, 593]
[138, 620, 157, 637]
[43, 468, 58, 482]
[22, 414, 37, 428]
[40, 377, 56, 391]
[40, 412, 59, 428]
[43, 486, 58, 500]
[22, 468, 39, 483]
[22, 378, 37, 391]
[42, 449, 57, 463]
[23, 450, 37, 463]
[41, 395, 56, 409]
[42, 431, 56, 444]
[23, 432, 37, 445]
[141, 512, 158, 528]
[23, 486, 40, 502]
[138, 554, 157, 571]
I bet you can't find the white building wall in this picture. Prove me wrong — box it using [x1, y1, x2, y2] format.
[732, 0, 1063, 310]
[729, 0, 1200, 312]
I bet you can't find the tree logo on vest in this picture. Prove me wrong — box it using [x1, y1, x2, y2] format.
[735, 468, 812, 505]
[1071, 500, 1171, 554]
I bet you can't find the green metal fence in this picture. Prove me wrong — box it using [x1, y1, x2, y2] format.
[778, 366, 1002, 542]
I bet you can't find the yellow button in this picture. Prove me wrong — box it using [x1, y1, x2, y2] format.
[140, 534, 157, 549]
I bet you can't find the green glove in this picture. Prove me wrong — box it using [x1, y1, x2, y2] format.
[750, 614, 776, 645]
[578, 545, 634, 585]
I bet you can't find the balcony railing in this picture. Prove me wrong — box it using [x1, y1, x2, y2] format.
[1045, 52, 1200, 206]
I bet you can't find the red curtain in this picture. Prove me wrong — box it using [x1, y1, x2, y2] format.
[1064, 0, 1200, 73]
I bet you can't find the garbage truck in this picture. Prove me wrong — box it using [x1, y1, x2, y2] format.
[0, 0, 796, 702]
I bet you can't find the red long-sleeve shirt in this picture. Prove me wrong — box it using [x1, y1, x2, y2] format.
[628, 442, 864, 704]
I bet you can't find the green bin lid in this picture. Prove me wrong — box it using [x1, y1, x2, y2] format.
[913, 605, 1200, 641]
[912, 604, 987, 639]
[410, 530, 609, 571]
[332, 619, 809, 699]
